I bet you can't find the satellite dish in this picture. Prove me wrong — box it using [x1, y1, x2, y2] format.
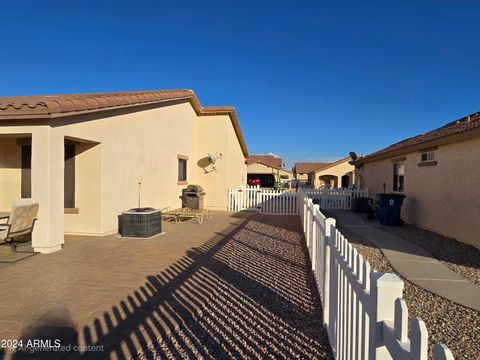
[207, 152, 223, 172]
[208, 153, 216, 164]
[349, 151, 358, 161]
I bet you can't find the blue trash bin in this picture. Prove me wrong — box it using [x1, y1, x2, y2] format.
[376, 193, 406, 226]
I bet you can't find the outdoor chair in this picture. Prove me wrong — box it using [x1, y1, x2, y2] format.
[161, 207, 211, 224]
[0, 203, 39, 251]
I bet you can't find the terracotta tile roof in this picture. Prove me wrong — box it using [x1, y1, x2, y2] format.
[309, 156, 352, 173]
[294, 162, 331, 174]
[0, 89, 249, 158]
[246, 155, 283, 169]
[359, 112, 480, 163]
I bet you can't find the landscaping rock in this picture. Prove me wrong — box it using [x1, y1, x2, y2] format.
[135, 214, 333, 359]
[338, 224, 480, 360]
[382, 223, 480, 286]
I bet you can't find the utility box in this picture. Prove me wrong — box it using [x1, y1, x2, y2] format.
[121, 208, 162, 238]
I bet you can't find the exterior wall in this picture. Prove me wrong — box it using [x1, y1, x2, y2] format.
[0, 126, 65, 253]
[0, 138, 22, 210]
[197, 115, 247, 210]
[358, 136, 480, 248]
[64, 143, 102, 235]
[247, 163, 293, 179]
[296, 173, 309, 181]
[51, 102, 200, 235]
[313, 161, 355, 188]
[0, 100, 247, 246]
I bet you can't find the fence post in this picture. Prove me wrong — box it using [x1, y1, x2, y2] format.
[311, 204, 320, 271]
[369, 272, 404, 360]
[432, 344, 454, 360]
[303, 197, 308, 233]
[306, 198, 313, 249]
[255, 185, 260, 211]
[323, 217, 336, 328]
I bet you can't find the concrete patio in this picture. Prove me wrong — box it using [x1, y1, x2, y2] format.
[0, 211, 331, 359]
[0, 212, 250, 359]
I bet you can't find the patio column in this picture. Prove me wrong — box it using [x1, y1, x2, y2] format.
[31, 129, 64, 254]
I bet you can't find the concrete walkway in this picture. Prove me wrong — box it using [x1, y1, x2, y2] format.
[328, 210, 480, 312]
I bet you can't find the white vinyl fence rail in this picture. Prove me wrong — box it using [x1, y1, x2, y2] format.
[227, 186, 298, 215]
[227, 186, 367, 214]
[298, 188, 454, 360]
[305, 188, 369, 210]
[227, 185, 262, 211]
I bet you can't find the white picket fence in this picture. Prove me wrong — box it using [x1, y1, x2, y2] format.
[227, 185, 262, 211]
[305, 188, 369, 210]
[227, 186, 298, 215]
[298, 188, 454, 360]
[227, 186, 366, 214]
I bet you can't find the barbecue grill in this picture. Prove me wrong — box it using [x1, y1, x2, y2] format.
[182, 185, 206, 210]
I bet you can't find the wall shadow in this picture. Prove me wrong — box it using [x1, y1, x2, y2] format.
[1, 213, 332, 359]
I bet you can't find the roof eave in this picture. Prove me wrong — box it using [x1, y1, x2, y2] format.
[0, 92, 250, 159]
[358, 127, 480, 164]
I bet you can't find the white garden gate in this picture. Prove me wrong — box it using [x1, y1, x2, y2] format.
[227, 186, 298, 215]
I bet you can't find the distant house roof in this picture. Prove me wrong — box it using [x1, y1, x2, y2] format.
[309, 157, 351, 174]
[0, 89, 249, 158]
[357, 111, 480, 164]
[246, 155, 283, 169]
[294, 162, 330, 174]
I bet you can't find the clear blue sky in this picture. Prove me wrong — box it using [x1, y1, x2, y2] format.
[2, 1, 480, 168]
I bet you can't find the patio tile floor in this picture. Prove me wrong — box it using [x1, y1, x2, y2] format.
[0, 212, 252, 359]
[0, 211, 331, 359]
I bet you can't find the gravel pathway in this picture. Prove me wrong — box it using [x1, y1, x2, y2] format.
[337, 224, 480, 360]
[381, 224, 480, 286]
[136, 214, 333, 359]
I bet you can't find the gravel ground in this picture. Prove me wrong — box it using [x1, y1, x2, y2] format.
[337, 224, 480, 360]
[135, 214, 333, 359]
[381, 223, 480, 286]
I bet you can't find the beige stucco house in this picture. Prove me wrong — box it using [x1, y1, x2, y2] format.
[246, 155, 292, 187]
[354, 112, 480, 248]
[308, 157, 355, 188]
[0, 90, 248, 253]
[293, 162, 328, 184]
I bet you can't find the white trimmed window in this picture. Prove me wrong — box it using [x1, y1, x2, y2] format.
[420, 150, 435, 162]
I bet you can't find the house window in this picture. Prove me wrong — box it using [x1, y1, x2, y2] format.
[393, 162, 405, 192]
[64, 144, 76, 208]
[178, 155, 188, 183]
[21, 145, 32, 198]
[420, 151, 435, 162]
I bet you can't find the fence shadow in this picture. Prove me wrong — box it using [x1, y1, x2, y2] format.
[3, 214, 332, 359]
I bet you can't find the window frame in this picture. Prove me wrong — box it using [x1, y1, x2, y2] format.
[392, 162, 405, 193]
[177, 154, 188, 184]
[420, 151, 435, 162]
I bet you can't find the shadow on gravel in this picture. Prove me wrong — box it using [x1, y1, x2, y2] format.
[1, 212, 332, 359]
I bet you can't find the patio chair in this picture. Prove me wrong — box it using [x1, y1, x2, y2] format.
[182, 208, 213, 221]
[0, 203, 39, 251]
[161, 207, 183, 223]
[161, 207, 206, 224]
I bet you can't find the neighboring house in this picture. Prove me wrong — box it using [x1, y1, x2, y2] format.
[246, 155, 292, 187]
[354, 111, 480, 248]
[308, 157, 355, 188]
[0, 90, 248, 253]
[293, 162, 329, 184]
